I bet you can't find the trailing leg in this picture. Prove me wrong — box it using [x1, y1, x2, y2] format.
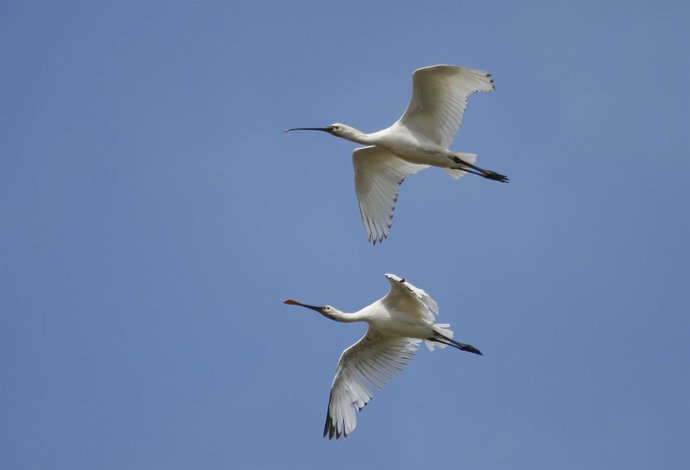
[449, 155, 509, 183]
[428, 335, 483, 355]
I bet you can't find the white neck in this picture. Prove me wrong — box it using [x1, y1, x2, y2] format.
[321, 309, 363, 323]
[338, 126, 375, 146]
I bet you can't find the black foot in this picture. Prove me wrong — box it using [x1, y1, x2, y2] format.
[483, 171, 509, 183]
[458, 343, 483, 356]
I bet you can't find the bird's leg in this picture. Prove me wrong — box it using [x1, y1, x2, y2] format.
[449, 155, 509, 183]
[429, 336, 483, 355]
[451, 164, 507, 182]
[450, 166, 486, 178]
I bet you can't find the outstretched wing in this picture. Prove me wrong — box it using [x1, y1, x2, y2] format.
[382, 273, 439, 324]
[324, 330, 420, 439]
[396, 65, 494, 149]
[353, 146, 428, 244]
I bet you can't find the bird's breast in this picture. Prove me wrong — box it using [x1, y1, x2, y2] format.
[369, 313, 434, 340]
[378, 131, 449, 167]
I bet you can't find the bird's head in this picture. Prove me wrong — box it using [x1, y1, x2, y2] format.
[284, 123, 364, 143]
[325, 123, 352, 137]
[284, 299, 339, 318]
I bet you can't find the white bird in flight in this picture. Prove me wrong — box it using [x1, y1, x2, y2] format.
[284, 273, 482, 440]
[286, 64, 508, 244]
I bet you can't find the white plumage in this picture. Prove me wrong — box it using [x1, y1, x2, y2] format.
[285, 273, 482, 439]
[287, 65, 507, 244]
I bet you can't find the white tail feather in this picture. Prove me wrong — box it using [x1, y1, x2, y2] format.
[443, 152, 477, 179]
[425, 323, 455, 351]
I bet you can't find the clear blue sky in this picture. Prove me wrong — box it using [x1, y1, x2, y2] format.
[2, 1, 689, 469]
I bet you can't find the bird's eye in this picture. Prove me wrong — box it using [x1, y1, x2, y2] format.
[332, 126, 339, 131]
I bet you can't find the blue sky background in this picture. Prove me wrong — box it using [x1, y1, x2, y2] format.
[2, 1, 689, 469]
